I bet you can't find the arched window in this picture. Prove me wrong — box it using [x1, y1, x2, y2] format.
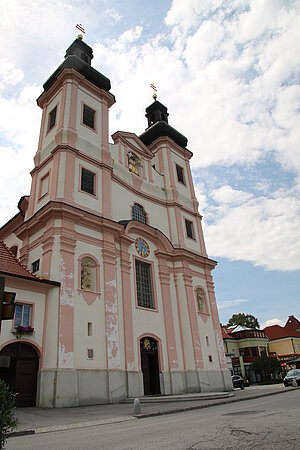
[81, 256, 97, 291]
[195, 288, 207, 314]
[132, 203, 147, 224]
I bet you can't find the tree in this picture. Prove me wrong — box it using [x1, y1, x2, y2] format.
[0, 380, 17, 449]
[228, 313, 260, 329]
[250, 355, 281, 382]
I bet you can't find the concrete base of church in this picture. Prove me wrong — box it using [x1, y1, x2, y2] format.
[37, 368, 232, 408]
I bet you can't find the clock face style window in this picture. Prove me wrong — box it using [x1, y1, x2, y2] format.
[135, 238, 150, 258]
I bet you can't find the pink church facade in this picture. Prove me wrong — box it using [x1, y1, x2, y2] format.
[0, 37, 232, 407]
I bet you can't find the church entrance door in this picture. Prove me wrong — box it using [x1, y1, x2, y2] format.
[0, 342, 39, 406]
[140, 337, 160, 395]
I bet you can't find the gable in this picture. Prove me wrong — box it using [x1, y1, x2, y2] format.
[112, 131, 153, 159]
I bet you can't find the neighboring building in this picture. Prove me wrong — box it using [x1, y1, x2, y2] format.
[0, 36, 232, 407]
[264, 316, 300, 367]
[0, 241, 60, 406]
[222, 325, 268, 382]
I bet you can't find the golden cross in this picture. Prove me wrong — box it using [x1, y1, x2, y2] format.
[76, 24, 85, 40]
[150, 83, 157, 101]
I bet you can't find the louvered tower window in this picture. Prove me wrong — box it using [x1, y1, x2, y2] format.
[48, 106, 57, 131]
[185, 219, 194, 239]
[81, 168, 95, 195]
[176, 164, 185, 184]
[83, 104, 95, 129]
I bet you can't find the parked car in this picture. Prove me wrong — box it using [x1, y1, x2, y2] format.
[232, 375, 245, 389]
[283, 369, 300, 387]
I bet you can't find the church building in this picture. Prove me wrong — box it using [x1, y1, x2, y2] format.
[0, 36, 232, 407]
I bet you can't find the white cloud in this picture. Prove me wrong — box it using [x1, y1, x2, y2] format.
[165, 0, 223, 31]
[0, 81, 41, 224]
[201, 190, 300, 271]
[105, 8, 122, 22]
[118, 26, 143, 45]
[261, 318, 285, 329]
[211, 186, 253, 205]
[0, 59, 23, 88]
[217, 298, 248, 310]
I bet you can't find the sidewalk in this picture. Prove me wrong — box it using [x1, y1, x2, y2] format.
[11, 384, 299, 437]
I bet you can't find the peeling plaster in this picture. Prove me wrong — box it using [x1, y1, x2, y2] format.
[127, 361, 136, 371]
[59, 344, 74, 368]
[107, 341, 121, 369]
[60, 256, 74, 306]
[215, 329, 227, 366]
[105, 281, 121, 370]
[106, 279, 116, 288]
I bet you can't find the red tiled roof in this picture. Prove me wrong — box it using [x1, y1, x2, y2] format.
[284, 315, 300, 333]
[0, 240, 41, 281]
[264, 325, 290, 340]
[264, 317, 300, 340]
[221, 326, 234, 340]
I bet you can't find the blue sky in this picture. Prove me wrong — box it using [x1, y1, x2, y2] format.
[0, 0, 299, 328]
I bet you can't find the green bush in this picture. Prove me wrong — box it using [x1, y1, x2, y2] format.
[0, 380, 17, 449]
[250, 355, 281, 382]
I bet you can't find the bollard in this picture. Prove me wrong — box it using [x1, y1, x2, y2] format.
[133, 398, 142, 415]
[292, 378, 297, 387]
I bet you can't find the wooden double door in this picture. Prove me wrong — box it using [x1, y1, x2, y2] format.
[0, 342, 39, 407]
[140, 337, 160, 395]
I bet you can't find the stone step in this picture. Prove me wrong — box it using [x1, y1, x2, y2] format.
[121, 392, 232, 403]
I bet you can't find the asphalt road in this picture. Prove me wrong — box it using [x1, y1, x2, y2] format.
[7, 389, 300, 450]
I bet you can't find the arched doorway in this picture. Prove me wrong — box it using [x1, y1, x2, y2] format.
[140, 337, 160, 395]
[0, 342, 39, 407]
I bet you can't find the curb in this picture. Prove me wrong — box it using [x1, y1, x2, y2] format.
[134, 386, 300, 419]
[8, 416, 136, 438]
[9, 387, 299, 437]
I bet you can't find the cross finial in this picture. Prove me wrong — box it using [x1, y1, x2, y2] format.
[76, 24, 85, 40]
[150, 83, 157, 101]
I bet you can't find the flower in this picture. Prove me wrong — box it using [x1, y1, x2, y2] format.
[15, 326, 34, 338]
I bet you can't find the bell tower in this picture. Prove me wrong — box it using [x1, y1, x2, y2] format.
[25, 37, 115, 222]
